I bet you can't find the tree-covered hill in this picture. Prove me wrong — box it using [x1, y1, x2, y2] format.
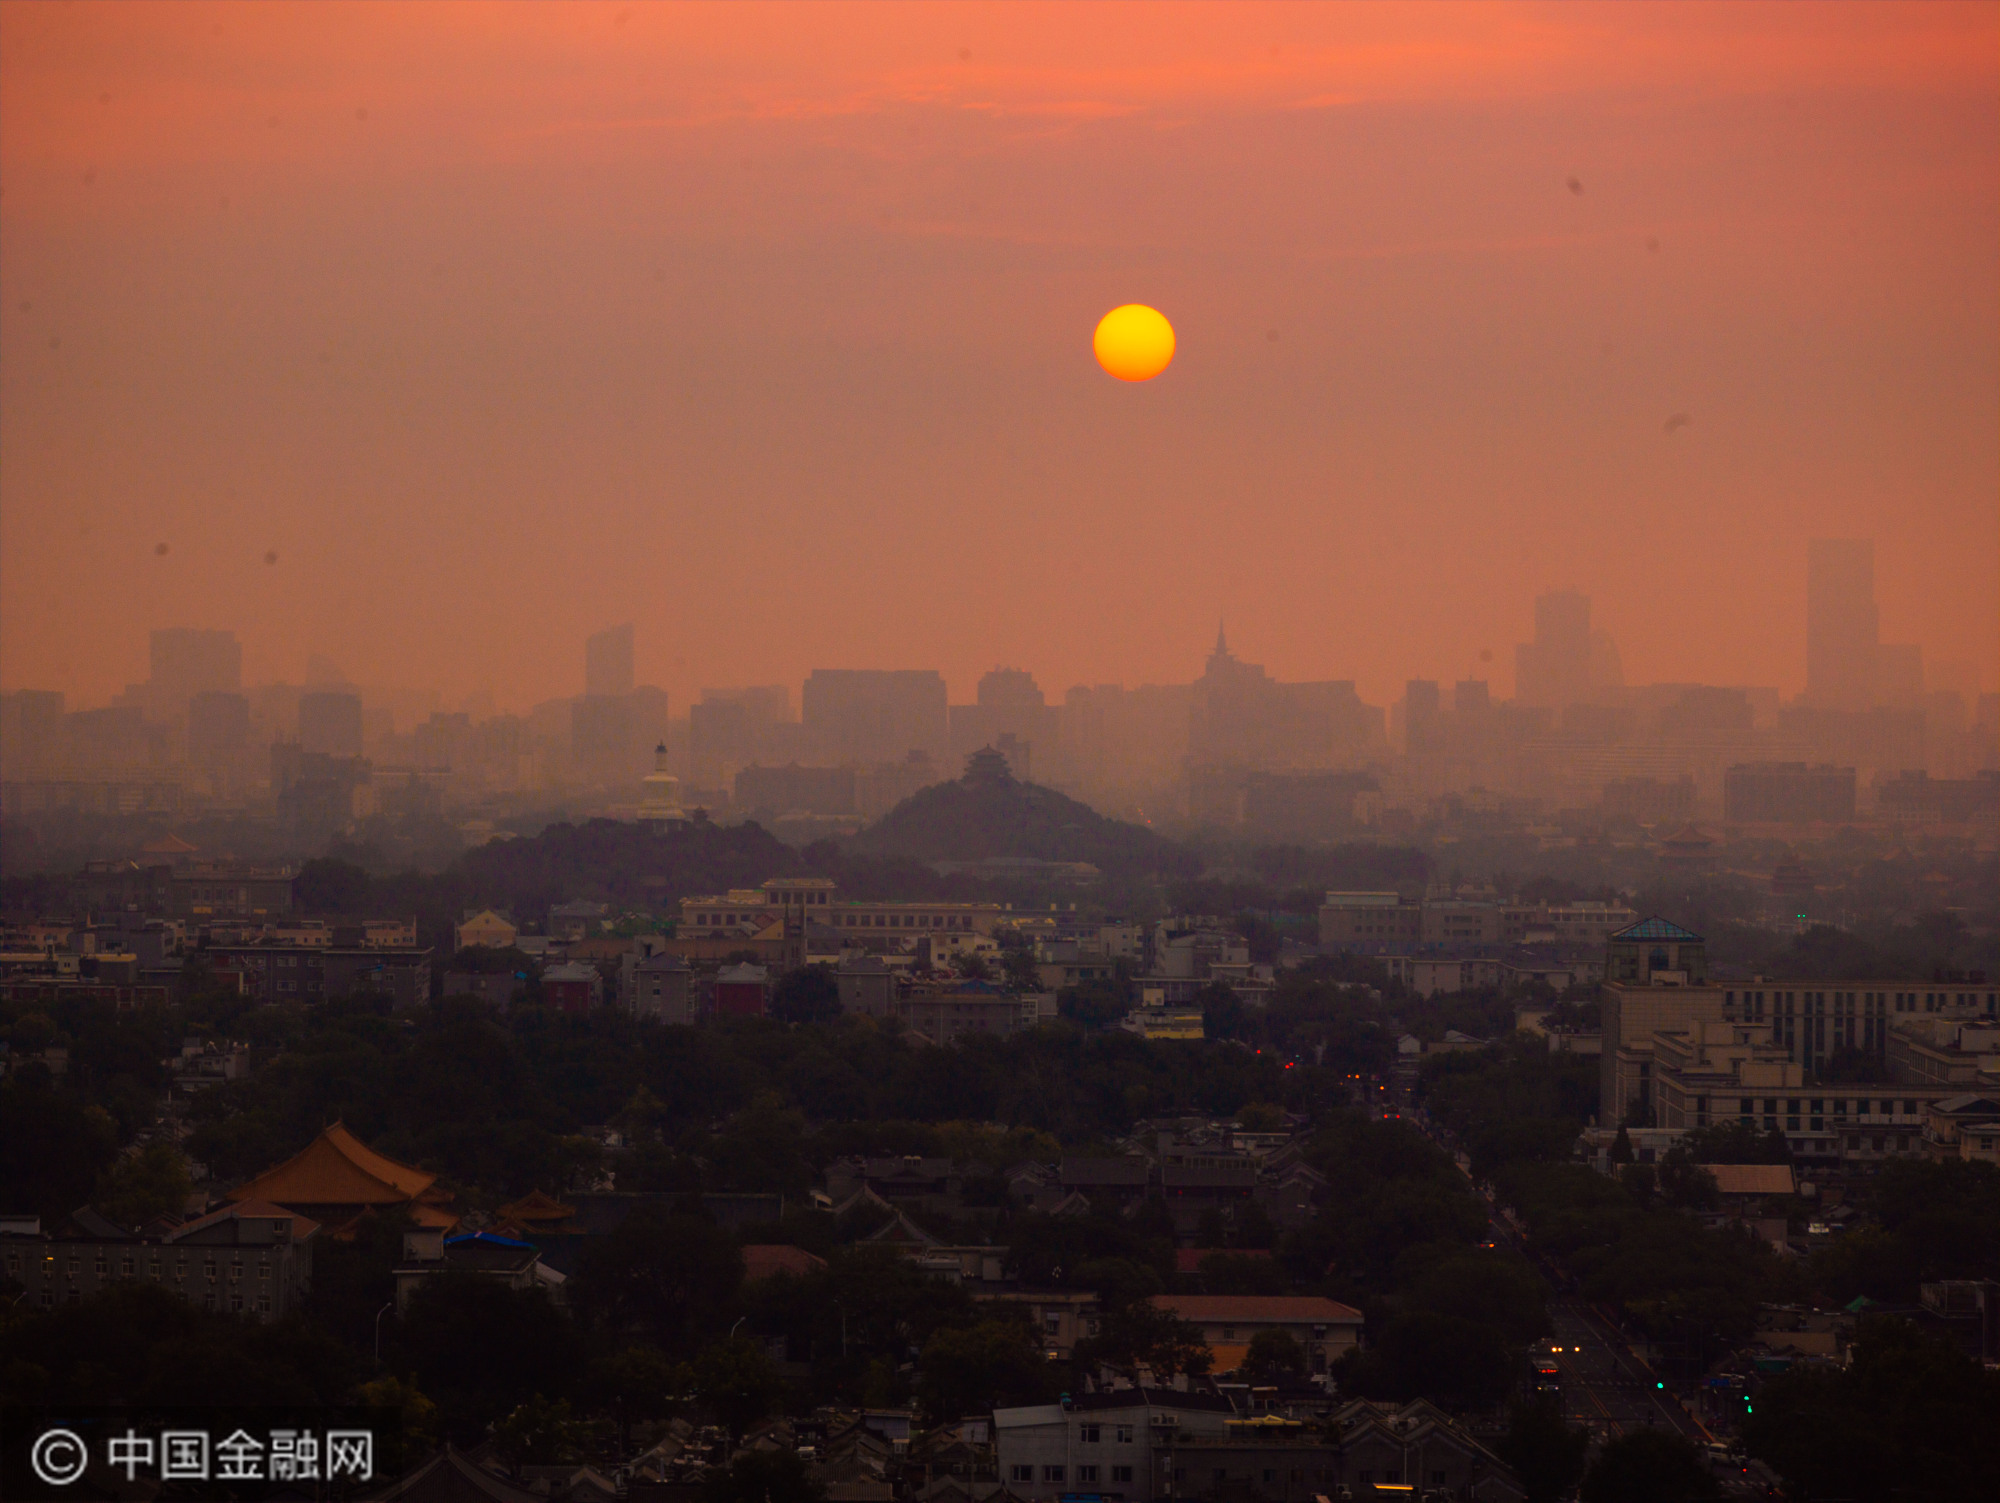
[294, 815, 807, 949]
[847, 751, 1199, 881]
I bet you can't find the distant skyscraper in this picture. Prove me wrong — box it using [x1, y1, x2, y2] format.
[187, 691, 251, 762]
[0, 690, 65, 777]
[950, 668, 1054, 771]
[585, 623, 635, 698]
[571, 693, 636, 785]
[803, 669, 948, 763]
[1403, 680, 1442, 754]
[1514, 591, 1592, 708]
[1806, 539, 1879, 710]
[149, 628, 242, 717]
[1874, 642, 1924, 709]
[298, 691, 364, 757]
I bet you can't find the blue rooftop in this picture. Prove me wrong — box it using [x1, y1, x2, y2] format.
[446, 1232, 533, 1250]
[1612, 917, 1703, 942]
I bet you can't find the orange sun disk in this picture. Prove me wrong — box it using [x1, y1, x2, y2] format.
[1094, 304, 1175, 381]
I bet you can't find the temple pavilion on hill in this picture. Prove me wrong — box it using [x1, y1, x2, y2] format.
[227, 1122, 457, 1237]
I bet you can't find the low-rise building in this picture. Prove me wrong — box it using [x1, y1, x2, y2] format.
[199, 941, 432, 1009]
[0, 1201, 317, 1321]
[393, 1227, 565, 1312]
[441, 969, 525, 1009]
[454, 909, 519, 951]
[894, 983, 1056, 1045]
[1148, 1294, 1363, 1377]
[1120, 1003, 1205, 1041]
[627, 952, 694, 1022]
[1498, 900, 1637, 946]
[994, 1389, 1235, 1503]
[1060, 1157, 1154, 1211]
[972, 1290, 1102, 1360]
[678, 877, 1005, 940]
[1925, 1094, 2000, 1165]
[836, 954, 899, 1016]
[715, 962, 772, 1017]
[1162, 1401, 1524, 1503]
[1652, 1020, 1804, 1131]
[172, 861, 298, 919]
[540, 961, 604, 1014]
[1317, 891, 1421, 951]
[0, 976, 172, 1012]
[928, 932, 1003, 970]
[1888, 1017, 2000, 1089]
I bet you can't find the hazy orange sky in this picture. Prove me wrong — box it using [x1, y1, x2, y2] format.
[3, 0, 1995, 714]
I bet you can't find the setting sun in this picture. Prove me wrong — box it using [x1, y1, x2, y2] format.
[1093, 304, 1176, 382]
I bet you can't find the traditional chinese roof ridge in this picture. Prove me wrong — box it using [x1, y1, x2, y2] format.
[862, 1209, 941, 1247]
[228, 1121, 438, 1208]
[362, 1443, 544, 1502]
[1150, 1293, 1363, 1323]
[1611, 916, 1704, 942]
[742, 1243, 831, 1282]
[1326, 1398, 1514, 1475]
[494, 1188, 575, 1224]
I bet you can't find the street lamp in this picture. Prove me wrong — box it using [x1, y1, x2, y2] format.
[374, 1301, 394, 1363]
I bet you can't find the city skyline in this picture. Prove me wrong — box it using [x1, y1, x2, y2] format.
[1, 535, 1982, 721]
[2, 2, 1995, 710]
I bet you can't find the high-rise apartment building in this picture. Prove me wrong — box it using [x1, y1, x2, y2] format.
[1188, 630, 1374, 772]
[149, 628, 242, 717]
[0, 690, 65, 778]
[298, 691, 364, 757]
[571, 695, 636, 786]
[187, 691, 251, 762]
[1806, 539, 1879, 710]
[950, 668, 1057, 771]
[1514, 590, 1593, 708]
[1723, 762, 1857, 825]
[1402, 679, 1442, 753]
[584, 623, 635, 699]
[802, 669, 948, 764]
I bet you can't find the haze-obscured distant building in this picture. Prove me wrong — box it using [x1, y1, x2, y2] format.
[298, 691, 363, 758]
[1724, 762, 1856, 825]
[950, 668, 1057, 774]
[0, 690, 66, 777]
[735, 762, 857, 816]
[187, 691, 250, 762]
[1514, 590, 1593, 709]
[690, 686, 793, 790]
[1807, 538, 1880, 710]
[571, 693, 636, 786]
[1188, 628, 1376, 772]
[802, 668, 948, 763]
[1601, 774, 1696, 825]
[149, 628, 242, 719]
[584, 623, 634, 699]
